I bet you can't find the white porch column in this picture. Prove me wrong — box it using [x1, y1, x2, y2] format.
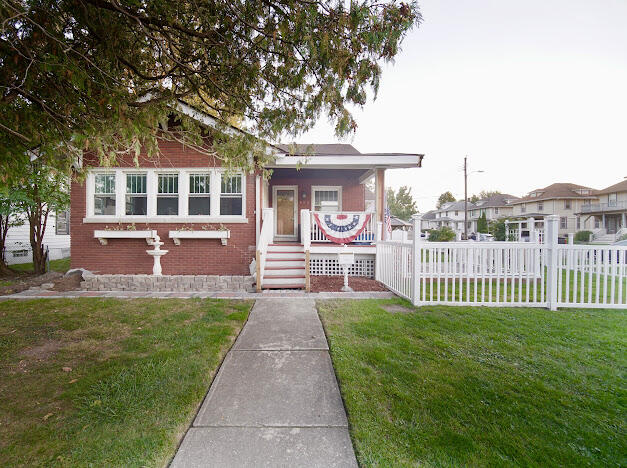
[375, 168, 385, 237]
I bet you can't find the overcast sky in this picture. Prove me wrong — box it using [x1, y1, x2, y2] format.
[298, 0, 627, 211]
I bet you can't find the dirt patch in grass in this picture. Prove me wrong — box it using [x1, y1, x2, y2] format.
[51, 271, 83, 291]
[381, 304, 413, 314]
[311, 275, 388, 292]
[0, 271, 63, 295]
[20, 340, 64, 361]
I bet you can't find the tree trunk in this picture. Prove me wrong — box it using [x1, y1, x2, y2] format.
[29, 205, 48, 275]
[0, 216, 12, 276]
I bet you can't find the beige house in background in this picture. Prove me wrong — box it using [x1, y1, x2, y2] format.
[469, 193, 519, 233]
[508, 183, 598, 238]
[578, 179, 627, 243]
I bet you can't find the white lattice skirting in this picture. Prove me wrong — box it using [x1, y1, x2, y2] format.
[309, 254, 375, 278]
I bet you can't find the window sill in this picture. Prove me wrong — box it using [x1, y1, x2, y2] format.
[83, 216, 248, 224]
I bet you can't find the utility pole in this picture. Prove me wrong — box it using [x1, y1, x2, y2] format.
[464, 156, 468, 240]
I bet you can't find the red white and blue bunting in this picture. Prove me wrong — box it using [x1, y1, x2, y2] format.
[312, 213, 372, 244]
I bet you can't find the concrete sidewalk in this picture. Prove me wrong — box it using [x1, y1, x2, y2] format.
[170, 299, 358, 468]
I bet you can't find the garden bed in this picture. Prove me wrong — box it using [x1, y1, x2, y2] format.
[310, 275, 387, 292]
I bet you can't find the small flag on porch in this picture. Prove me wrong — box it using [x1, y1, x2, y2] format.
[312, 213, 372, 244]
[385, 207, 392, 238]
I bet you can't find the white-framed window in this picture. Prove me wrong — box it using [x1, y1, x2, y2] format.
[312, 186, 342, 212]
[521, 203, 526, 213]
[538, 202, 543, 211]
[564, 200, 571, 210]
[94, 173, 116, 215]
[86, 168, 246, 222]
[608, 193, 617, 207]
[576, 216, 581, 229]
[220, 173, 243, 216]
[125, 173, 147, 215]
[157, 173, 179, 215]
[560, 216, 568, 229]
[55, 210, 70, 235]
[595, 218, 600, 229]
[189, 173, 211, 216]
[494, 207, 499, 215]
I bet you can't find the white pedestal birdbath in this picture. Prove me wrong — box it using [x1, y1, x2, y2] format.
[337, 245, 355, 292]
[146, 234, 168, 276]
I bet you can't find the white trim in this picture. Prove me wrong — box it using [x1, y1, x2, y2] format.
[269, 155, 421, 169]
[272, 185, 299, 241]
[169, 229, 230, 246]
[85, 168, 247, 223]
[255, 176, 261, 245]
[93, 229, 157, 245]
[310, 245, 376, 254]
[311, 185, 342, 212]
[83, 216, 248, 224]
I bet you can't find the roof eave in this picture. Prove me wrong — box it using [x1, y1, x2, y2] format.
[266, 154, 424, 169]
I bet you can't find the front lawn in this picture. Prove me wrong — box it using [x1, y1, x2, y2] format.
[0, 298, 251, 467]
[318, 299, 626, 467]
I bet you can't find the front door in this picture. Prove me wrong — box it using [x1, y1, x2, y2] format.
[607, 216, 618, 234]
[273, 186, 298, 241]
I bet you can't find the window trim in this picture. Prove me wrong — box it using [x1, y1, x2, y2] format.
[84, 168, 247, 223]
[156, 172, 180, 216]
[220, 173, 244, 216]
[311, 185, 342, 212]
[92, 172, 117, 216]
[55, 210, 70, 235]
[188, 172, 211, 216]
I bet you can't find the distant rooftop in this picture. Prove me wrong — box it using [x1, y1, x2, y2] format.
[276, 143, 361, 155]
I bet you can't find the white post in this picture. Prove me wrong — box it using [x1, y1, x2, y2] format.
[567, 233, 574, 245]
[545, 215, 559, 310]
[527, 217, 535, 243]
[375, 221, 383, 281]
[300, 209, 311, 250]
[411, 214, 423, 306]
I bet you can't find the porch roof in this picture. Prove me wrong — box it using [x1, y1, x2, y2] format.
[266, 153, 424, 169]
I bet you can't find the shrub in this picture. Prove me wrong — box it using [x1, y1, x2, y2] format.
[574, 230, 593, 244]
[490, 219, 508, 241]
[477, 212, 488, 233]
[428, 226, 456, 242]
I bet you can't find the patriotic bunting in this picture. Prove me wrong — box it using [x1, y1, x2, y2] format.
[312, 213, 372, 244]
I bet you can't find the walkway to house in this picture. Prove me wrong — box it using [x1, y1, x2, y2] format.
[170, 298, 358, 468]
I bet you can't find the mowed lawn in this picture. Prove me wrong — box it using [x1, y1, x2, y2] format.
[318, 299, 626, 467]
[0, 298, 251, 467]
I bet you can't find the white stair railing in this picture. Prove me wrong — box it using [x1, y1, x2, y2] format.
[256, 208, 274, 291]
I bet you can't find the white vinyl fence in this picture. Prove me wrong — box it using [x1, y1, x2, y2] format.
[376, 214, 627, 309]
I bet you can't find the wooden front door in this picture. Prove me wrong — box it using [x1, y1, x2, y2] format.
[273, 186, 298, 241]
[607, 216, 618, 234]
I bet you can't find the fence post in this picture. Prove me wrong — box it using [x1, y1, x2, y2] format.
[411, 214, 423, 306]
[375, 221, 383, 281]
[545, 215, 559, 310]
[527, 217, 536, 243]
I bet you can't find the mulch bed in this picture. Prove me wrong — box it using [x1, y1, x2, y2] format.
[310, 275, 388, 293]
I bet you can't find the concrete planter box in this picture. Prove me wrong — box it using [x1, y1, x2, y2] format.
[169, 230, 230, 246]
[94, 230, 157, 245]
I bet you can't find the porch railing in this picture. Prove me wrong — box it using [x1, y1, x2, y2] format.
[255, 208, 273, 292]
[309, 211, 377, 243]
[580, 201, 627, 213]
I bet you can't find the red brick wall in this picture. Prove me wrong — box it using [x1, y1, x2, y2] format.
[268, 169, 366, 212]
[71, 141, 257, 275]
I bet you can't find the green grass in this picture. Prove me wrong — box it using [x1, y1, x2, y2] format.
[9, 257, 71, 274]
[318, 299, 627, 467]
[0, 298, 252, 467]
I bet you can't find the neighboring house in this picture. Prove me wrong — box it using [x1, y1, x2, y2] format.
[469, 193, 519, 232]
[577, 179, 627, 243]
[507, 183, 598, 238]
[4, 211, 71, 265]
[70, 102, 423, 289]
[430, 200, 475, 233]
[420, 210, 437, 230]
[389, 215, 410, 231]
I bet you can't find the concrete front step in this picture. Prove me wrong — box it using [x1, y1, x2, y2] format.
[265, 252, 305, 260]
[263, 275, 306, 287]
[265, 259, 305, 268]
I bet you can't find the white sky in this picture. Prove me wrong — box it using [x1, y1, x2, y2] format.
[297, 0, 627, 211]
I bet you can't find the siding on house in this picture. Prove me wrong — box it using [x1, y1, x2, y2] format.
[5, 213, 71, 264]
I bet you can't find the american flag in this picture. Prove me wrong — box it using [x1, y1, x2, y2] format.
[384, 207, 392, 235]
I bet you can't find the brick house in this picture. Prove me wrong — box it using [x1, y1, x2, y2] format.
[71, 102, 423, 290]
